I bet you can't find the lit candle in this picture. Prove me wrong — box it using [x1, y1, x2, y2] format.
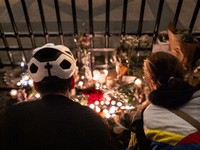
[22, 75, 29, 81]
[103, 109, 108, 114]
[103, 69, 108, 76]
[103, 85, 107, 89]
[28, 79, 34, 87]
[105, 113, 111, 118]
[93, 70, 100, 81]
[135, 78, 142, 87]
[106, 96, 111, 102]
[95, 83, 100, 89]
[100, 101, 104, 105]
[99, 71, 106, 84]
[117, 102, 122, 107]
[105, 101, 110, 105]
[78, 81, 83, 88]
[17, 82, 22, 87]
[10, 89, 17, 99]
[22, 81, 28, 88]
[89, 104, 95, 109]
[94, 101, 99, 105]
[35, 93, 40, 98]
[111, 100, 116, 105]
[21, 62, 25, 73]
[95, 106, 101, 113]
[109, 106, 116, 113]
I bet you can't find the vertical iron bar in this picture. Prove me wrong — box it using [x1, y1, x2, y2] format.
[189, 0, 200, 33]
[105, 0, 110, 66]
[173, 0, 183, 27]
[0, 23, 15, 68]
[71, 0, 78, 35]
[89, 0, 94, 37]
[54, 0, 64, 45]
[152, 0, 164, 44]
[71, 0, 80, 68]
[5, 0, 27, 64]
[138, 0, 146, 36]
[37, 0, 49, 43]
[21, 0, 36, 48]
[105, 0, 110, 47]
[121, 0, 128, 36]
[88, 0, 94, 73]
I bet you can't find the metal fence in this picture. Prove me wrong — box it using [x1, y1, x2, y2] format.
[0, 0, 200, 68]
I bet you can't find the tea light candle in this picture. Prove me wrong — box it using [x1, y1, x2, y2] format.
[105, 101, 110, 105]
[94, 101, 99, 105]
[103, 69, 108, 76]
[106, 96, 111, 102]
[10, 89, 17, 99]
[35, 93, 40, 98]
[22, 81, 28, 87]
[95, 106, 101, 113]
[109, 106, 116, 113]
[105, 113, 111, 118]
[117, 102, 122, 107]
[21, 62, 25, 73]
[135, 78, 142, 87]
[78, 81, 83, 88]
[93, 70, 100, 81]
[103, 109, 108, 114]
[111, 100, 116, 105]
[17, 82, 21, 87]
[28, 79, 34, 87]
[89, 104, 95, 109]
[95, 83, 100, 89]
[100, 101, 104, 105]
[22, 75, 29, 81]
[99, 71, 106, 84]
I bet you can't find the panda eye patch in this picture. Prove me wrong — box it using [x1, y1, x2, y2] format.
[60, 60, 71, 69]
[30, 63, 38, 73]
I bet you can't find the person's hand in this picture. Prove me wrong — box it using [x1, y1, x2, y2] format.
[17, 89, 27, 102]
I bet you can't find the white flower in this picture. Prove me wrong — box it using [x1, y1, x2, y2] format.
[126, 41, 132, 46]
[139, 34, 149, 42]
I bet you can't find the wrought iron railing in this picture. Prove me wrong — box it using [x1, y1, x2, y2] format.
[0, 0, 200, 68]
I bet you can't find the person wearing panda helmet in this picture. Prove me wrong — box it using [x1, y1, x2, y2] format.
[1, 43, 112, 150]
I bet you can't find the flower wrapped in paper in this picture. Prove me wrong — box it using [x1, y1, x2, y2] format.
[168, 21, 198, 72]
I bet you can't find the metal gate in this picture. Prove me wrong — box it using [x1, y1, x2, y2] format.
[0, 0, 200, 68]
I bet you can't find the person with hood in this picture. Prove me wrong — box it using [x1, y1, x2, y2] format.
[127, 52, 200, 150]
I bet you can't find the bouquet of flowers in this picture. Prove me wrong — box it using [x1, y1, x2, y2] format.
[83, 86, 103, 104]
[168, 21, 198, 72]
[122, 34, 149, 64]
[112, 35, 149, 77]
[75, 32, 90, 57]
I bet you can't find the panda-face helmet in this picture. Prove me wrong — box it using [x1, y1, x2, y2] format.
[28, 43, 76, 83]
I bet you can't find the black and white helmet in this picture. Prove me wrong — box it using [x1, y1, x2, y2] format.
[28, 43, 76, 82]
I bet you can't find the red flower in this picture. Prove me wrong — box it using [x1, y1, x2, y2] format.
[81, 37, 90, 46]
[83, 87, 103, 104]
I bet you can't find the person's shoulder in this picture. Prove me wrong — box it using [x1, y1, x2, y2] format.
[191, 90, 200, 99]
[5, 100, 40, 113]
